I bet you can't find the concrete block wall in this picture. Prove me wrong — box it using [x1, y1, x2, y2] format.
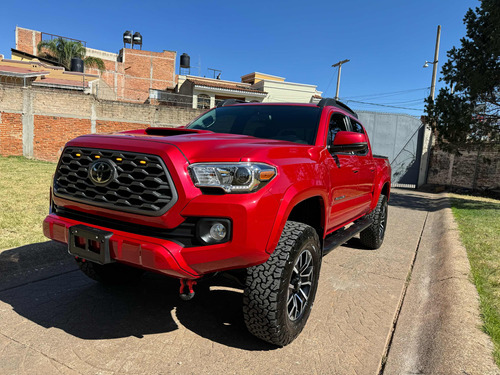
[428, 148, 500, 190]
[0, 85, 204, 162]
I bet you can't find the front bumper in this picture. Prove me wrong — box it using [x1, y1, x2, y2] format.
[44, 190, 280, 279]
[44, 214, 199, 278]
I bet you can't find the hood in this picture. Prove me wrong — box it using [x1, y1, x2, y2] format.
[71, 128, 312, 164]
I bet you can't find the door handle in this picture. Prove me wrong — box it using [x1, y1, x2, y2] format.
[353, 170, 359, 174]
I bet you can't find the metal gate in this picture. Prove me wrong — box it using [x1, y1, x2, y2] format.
[357, 111, 424, 188]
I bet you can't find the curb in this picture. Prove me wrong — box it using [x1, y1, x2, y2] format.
[384, 192, 499, 374]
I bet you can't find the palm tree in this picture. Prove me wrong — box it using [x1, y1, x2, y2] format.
[37, 37, 105, 72]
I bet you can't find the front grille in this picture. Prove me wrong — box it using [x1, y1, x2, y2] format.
[54, 147, 177, 216]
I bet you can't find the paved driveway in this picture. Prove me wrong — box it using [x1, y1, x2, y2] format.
[0, 189, 436, 375]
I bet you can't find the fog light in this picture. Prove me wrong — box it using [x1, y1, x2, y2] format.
[210, 223, 227, 241]
[196, 218, 232, 245]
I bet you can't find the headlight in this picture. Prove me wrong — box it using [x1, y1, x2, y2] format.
[188, 163, 276, 193]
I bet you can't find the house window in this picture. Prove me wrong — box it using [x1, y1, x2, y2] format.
[197, 94, 211, 109]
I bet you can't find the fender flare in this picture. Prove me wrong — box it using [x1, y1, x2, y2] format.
[370, 177, 391, 211]
[265, 182, 327, 254]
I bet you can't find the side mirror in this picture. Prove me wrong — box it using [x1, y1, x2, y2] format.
[330, 131, 368, 153]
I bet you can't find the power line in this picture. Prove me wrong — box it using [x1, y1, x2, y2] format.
[323, 70, 337, 97]
[343, 87, 430, 100]
[373, 98, 426, 105]
[344, 99, 425, 111]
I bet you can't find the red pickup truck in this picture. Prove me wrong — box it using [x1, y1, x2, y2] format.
[43, 98, 391, 346]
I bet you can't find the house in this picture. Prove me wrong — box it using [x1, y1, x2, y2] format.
[13, 27, 176, 102]
[10, 27, 322, 106]
[0, 55, 98, 90]
[172, 75, 268, 108]
[241, 72, 322, 103]
[152, 73, 322, 109]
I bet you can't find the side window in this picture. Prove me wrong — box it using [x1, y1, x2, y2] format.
[351, 120, 365, 134]
[327, 113, 350, 145]
[350, 119, 368, 155]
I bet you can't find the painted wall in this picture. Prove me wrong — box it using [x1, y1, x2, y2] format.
[357, 111, 424, 187]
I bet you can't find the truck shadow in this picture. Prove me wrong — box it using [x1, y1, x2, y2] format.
[388, 190, 450, 212]
[0, 252, 274, 351]
[0, 241, 73, 290]
[175, 281, 276, 351]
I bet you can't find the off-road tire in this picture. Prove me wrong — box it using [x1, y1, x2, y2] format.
[76, 259, 144, 284]
[360, 194, 388, 249]
[243, 221, 322, 346]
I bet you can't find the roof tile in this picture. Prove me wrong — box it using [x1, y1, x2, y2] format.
[187, 77, 266, 94]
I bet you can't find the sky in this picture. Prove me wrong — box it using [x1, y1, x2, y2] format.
[0, 0, 478, 115]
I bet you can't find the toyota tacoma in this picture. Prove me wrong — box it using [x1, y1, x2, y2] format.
[43, 98, 391, 346]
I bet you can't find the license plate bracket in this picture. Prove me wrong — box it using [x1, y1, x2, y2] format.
[68, 225, 113, 264]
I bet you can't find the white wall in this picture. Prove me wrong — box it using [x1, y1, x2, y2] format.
[254, 80, 320, 103]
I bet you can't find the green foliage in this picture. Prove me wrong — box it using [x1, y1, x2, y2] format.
[450, 194, 500, 367]
[82, 55, 105, 71]
[426, 0, 499, 154]
[0, 156, 55, 250]
[37, 37, 105, 72]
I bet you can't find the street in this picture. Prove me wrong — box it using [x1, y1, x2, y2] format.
[0, 190, 462, 374]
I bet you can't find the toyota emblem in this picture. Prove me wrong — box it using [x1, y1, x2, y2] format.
[89, 160, 115, 185]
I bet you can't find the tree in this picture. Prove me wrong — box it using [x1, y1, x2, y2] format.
[425, 0, 499, 154]
[37, 37, 105, 72]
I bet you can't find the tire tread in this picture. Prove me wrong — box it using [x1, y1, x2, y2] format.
[243, 221, 320, 346]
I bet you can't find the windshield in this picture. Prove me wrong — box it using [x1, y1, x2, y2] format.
[186, 105, 322, 145]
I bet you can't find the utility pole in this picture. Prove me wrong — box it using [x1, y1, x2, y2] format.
[418, 25, 442, 188]
[332, 59, 350, 100]
[430, 25, 441, 100]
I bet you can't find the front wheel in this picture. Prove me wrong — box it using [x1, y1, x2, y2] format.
[243, 221, 322, 346]
[360, 194, 388, 249]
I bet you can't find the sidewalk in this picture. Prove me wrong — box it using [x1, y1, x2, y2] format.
[384, 191, 499, 375]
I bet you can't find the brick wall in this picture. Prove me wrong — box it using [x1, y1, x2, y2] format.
[86, 48, 176, 103]
[16, 27, 176, 103]
[96, 120, 145, 134]
[0, 112, 23, 156]
[0, 85, 204, 162]
[428, 148, 500, 190]
[16, 27, 41, 55]
[33, 115, 91, 161]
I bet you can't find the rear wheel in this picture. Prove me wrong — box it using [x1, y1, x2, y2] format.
[360, 194, 388, 249]
[76, 259, 144, 284]
[243, 221, 321, 346]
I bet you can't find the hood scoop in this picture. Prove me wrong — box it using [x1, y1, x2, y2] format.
[145, 127, 212, 137]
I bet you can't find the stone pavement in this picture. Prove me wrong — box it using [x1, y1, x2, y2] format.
[0, 189, 496, 374]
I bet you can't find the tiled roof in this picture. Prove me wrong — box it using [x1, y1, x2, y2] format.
[187, 77, 266, 94]
[33, 77, 89, 88]
[0, 65, 49, 75]
[11, 48, 60, 66]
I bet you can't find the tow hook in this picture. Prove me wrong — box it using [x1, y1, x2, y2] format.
[179, 279, 197, 301]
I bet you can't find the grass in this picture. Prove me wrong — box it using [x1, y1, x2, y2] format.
[450, 193, 500, 367]
[0, 156, 56, 250]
